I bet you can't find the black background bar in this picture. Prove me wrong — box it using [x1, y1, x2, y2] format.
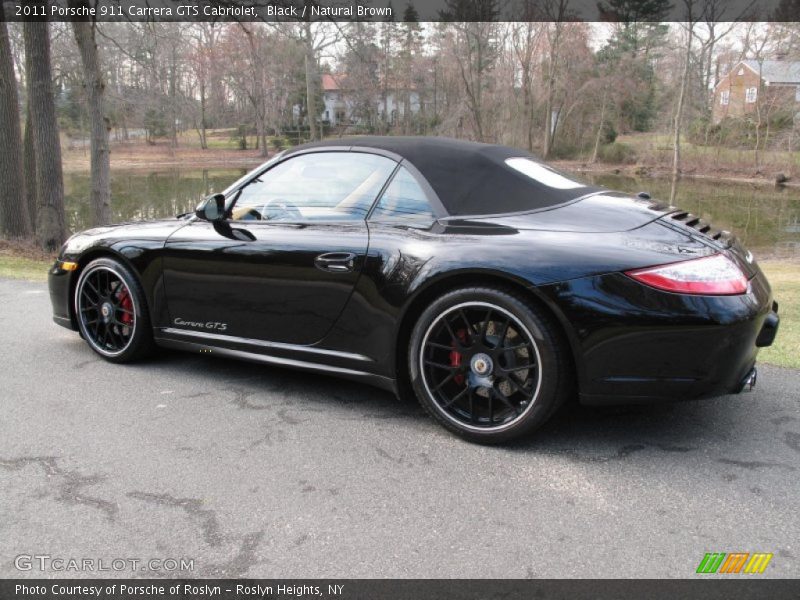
[2, 0, 798, 23]
[2, 579, 800, 600]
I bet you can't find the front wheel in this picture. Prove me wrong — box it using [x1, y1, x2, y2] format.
[74, 257, 155, 363]
[409, 287, 570, 444]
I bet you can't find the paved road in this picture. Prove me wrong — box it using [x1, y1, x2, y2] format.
[1, 277, 798, 579]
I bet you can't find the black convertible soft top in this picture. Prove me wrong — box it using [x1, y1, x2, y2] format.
[287, 136, 599, 217]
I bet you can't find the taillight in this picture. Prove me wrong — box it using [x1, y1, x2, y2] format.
[625, 254, 748, 295]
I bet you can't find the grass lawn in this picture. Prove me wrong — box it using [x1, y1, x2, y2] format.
[0, 255, 50, 281]
[1, 253, 797, 370]
[759, 261, 800, 370]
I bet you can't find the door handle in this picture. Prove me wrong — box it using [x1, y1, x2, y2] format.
[315, 252, 357, 273]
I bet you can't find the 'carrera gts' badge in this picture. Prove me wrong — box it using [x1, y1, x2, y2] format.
[174, 318, 227, 332]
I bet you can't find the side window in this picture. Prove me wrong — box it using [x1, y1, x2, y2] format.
[369, 167, 436, 222]
[230, 152, 396, 222]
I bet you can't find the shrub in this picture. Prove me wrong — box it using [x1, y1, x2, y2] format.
[597, 142, 637, 164]
[549, 142, 582, 160]
[270, 137, 286, 152]
[687, 117, 711, 145]
[600, 121, 617, 145]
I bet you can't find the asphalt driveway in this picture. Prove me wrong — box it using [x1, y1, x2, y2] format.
[1, 277, 798, 578]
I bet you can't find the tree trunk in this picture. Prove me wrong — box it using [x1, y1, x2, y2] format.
[543, 96, 553, 158]
[72, 19, 111, 227]
[259, 122, 267, 157]
[303, 21, 317, 141]
[198, 80, 208, 149]
[169, 43, 178, 148]
[672, 24, 693, 190]
[255, 102, 267, 158]
[521, 67, 533, 152]
[24, 20, 66, 251]
[0, 14, 32, 238]
[23, 99, 37, 231]
[591, 92, 608, 164]
[542, 23, 562, 159]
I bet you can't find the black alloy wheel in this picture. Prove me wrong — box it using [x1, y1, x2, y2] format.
[409, 287, 570, 443]
[75, 258, 154, 362]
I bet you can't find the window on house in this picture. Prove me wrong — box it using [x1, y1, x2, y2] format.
[738, 68, 744, 76]
[745, 87, 758, 103]
[720, 90, 730, 106]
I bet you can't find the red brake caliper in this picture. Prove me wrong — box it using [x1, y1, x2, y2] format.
[117, 289, 133, 326]
[450, 329, 468, 385]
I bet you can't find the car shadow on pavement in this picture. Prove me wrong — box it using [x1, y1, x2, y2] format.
[115, 347, 770, 459]
[133, 347, 422, 415]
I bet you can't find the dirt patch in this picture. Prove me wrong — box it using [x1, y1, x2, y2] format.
[62, 141, 269, 173]
[0, 239, 57, 262]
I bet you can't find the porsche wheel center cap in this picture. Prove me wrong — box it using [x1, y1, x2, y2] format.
[100, 302, 113, 321]
[470, 353, 493, 376]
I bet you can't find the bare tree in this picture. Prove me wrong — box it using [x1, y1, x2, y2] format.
[0, 8, 32, 238]
[540, 0, 575, 157]
[510, 20, 545, 151]
[240, 23, 269, 156]
[24, 20, 66, 250]
[692, 1, 748, 143]
[187, 23, 219, 150]
[728, 23, 775, 166]
[303, 20, 318, 140]
[72, 7, 112, 226]
[269, 19, 337, 141]
[672, 3, 697, 192]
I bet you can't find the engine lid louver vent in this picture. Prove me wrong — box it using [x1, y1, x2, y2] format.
[670, 210, 732, 247]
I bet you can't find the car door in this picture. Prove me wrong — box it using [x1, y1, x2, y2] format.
[161, 150, 398, 346]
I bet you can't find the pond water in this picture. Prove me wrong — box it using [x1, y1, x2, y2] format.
[64, 168, 800, 258]
[590, 174, 800, 259]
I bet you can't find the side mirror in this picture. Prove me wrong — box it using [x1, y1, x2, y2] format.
[195, 193, 226, 222]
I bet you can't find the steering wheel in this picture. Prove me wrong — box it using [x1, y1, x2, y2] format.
[260, 198, 302, 222]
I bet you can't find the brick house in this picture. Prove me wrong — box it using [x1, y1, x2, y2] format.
[712, 59, 800, 123]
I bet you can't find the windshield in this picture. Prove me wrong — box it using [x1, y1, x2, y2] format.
[221, 150, 287, 199]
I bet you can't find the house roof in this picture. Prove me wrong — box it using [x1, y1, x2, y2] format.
[322, 72, 418, 92]
[741, 60, 800, 84]
[322, 73, 343, 91]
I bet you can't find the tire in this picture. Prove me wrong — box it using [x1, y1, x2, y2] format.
[74, 257, 155, 363]
[408, 287, 570, 444]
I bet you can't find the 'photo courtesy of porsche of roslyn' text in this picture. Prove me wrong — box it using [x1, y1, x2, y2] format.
[0, 0, 797, 598]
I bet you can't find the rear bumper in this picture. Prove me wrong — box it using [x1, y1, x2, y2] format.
[756, 304, 779, 347]
[540, 268, 778, 406]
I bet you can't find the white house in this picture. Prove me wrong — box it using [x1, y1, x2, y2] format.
[320, 73, 421, 127]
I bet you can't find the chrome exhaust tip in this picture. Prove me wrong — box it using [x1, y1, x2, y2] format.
[739, 367, 757, 393]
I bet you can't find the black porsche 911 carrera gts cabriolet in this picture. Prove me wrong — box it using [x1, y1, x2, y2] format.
[49, 136, 780, 443]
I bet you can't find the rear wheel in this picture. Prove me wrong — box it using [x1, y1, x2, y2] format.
[409, 287, 570, 443]
[74, 258, 154, 363]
